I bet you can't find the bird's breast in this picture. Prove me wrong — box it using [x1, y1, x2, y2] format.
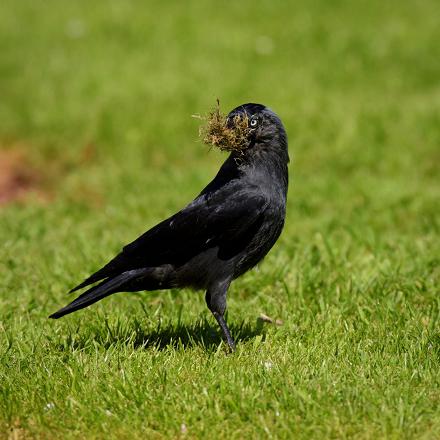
[233, 205, 285, 279]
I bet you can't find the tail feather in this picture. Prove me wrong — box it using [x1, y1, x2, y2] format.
[69, 265, 115, 293]
[50, 269, 144, 319]
[69, 254, 128, 293]
[68, 274, 105, 294]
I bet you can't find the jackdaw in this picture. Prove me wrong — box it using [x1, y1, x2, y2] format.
[50, 103, 289, 351]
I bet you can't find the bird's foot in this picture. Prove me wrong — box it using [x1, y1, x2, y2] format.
[213, 312, 236, 353]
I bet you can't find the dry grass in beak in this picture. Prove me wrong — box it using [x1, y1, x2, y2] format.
[195, 100, 250, 152]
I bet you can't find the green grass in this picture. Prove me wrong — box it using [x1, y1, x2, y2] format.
[1, 0, 439, 438]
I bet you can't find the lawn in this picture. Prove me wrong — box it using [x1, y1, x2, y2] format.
[1, 0, 439, 438]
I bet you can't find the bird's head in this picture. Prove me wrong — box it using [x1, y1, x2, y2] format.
[227, 103, 287, 151]
[200, 102, 288, 160]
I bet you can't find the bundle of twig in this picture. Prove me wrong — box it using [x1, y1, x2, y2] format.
[196, 100, 250, 152]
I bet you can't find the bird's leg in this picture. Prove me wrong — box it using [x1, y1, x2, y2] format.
[212, 311, 236, 352]
[205, 279, 236, 352]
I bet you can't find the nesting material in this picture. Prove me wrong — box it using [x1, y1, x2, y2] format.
[196, 100, 250, 152]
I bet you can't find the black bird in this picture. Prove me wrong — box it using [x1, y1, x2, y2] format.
[50, 103, 289, 351]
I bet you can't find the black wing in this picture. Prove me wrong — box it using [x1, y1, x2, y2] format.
[70, 183, 268, 292]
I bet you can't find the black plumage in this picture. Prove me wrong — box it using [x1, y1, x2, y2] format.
[50, 103, 289, 351]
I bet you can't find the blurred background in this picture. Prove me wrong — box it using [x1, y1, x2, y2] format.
[1, 0, 439, 310]
[1, 1, 439, 437]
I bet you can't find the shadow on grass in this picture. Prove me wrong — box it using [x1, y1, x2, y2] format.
[54, 316, 266, 353]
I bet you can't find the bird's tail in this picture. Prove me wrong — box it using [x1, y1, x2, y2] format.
[49, 269, 144, 319]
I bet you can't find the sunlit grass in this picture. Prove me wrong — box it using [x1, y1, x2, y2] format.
[0, 0, 439, 438]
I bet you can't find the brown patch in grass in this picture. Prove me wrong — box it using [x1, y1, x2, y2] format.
[0, 142, 101, 206]
[0, 148, 44, 205]
[6, 419, 32, 440]
[195, 100, 250, 152]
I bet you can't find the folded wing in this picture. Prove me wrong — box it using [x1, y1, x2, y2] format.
[70, 182, 268, 292]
